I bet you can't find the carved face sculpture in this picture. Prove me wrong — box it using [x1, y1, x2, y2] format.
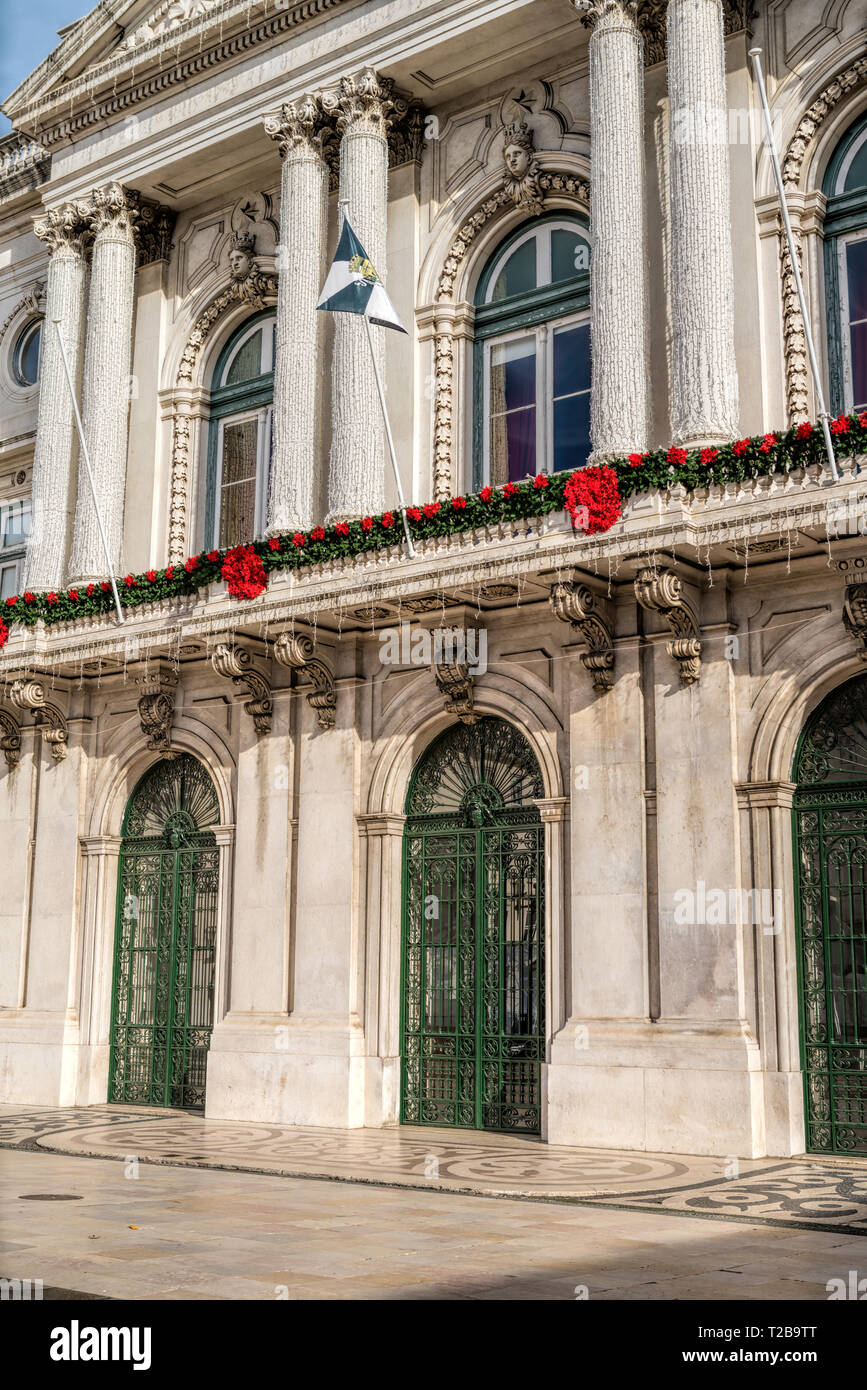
[228, 247, 252, 280]
[504, 142, 530, 181]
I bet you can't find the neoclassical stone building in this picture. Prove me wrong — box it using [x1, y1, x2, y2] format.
[1, 0, 867, 1159]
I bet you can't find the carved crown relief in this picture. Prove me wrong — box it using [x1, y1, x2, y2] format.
[119, 0, 220, 53]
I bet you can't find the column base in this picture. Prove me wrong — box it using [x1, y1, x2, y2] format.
[0, 1010, 104, 1107]
[547, 1019, 799, 1157]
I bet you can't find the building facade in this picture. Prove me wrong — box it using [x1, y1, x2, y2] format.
[1, 0, 867, 1159]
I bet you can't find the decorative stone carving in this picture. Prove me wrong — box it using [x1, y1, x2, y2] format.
[211, 644, 273, 733]
[501, 118, 543, 215]
[778, 217, 809, 424]
[0, 708, 21, 768]
[9, 678, 68, 759]
[549, 580, 615, 692]
[119, 0, 221, 51]
[0, 282, 46, 350]
[433, 659, 479, 725]
[635, 566, 702, 684]
[388, 99, 426, 170]
[135, 200, 175, 266]
[635, 0, 753, 67]
[136, 666, 178, 750]
[432, 166, 589, 498]
[782, 56, 867, 192]
[843, 585, 867, 661]
[274, 631, 336, 729]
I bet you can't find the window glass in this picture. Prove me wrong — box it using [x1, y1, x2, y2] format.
[844, 137, 867, 193]
[1, 498, 31, 549]
[846, 241, 867, 410]
[551, 229, 589, 283]
[0, 561, 20, 600]
[552, 324, 591, 472]
[13, 320, 42, 386]
[490, 239, 537, 302]
[219, 419, 259, 547]
[224, 329, 263, 386]
[490, 336, 537, 483]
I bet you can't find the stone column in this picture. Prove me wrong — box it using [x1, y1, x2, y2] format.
[69, 183, 139, 585]
[24, 202, 90, 591]
[575, 1, 650, 457]
[321, 69, 393, 522]
[667, 0, 739, 445]
[264, 97, 330, 533]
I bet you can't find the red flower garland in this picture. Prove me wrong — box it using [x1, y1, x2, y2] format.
[221, 544, 268, 601]
[563, 465, 622, 536]
[0, 618, 8, 650]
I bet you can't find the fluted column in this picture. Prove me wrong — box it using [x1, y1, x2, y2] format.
[24, 203, 90, 590]
[264, 97, 329, 533]
[667, 0, 739, 445]
[68, 183, 139, 585]
[321, 69, 392, 522]
[576, 1, 649, 458]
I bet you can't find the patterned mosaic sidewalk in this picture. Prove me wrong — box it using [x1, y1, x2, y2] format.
[2, 1104, 867, 1236]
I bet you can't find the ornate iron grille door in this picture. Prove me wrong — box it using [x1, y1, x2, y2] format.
[401, 718, 545, 1133]
[794, 677, 867, 1154]
[109, 756, 220, 1111]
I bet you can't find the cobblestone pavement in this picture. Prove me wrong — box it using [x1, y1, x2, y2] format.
[3, 1148, 866, 1301]
[2, 1105, 866, 1236]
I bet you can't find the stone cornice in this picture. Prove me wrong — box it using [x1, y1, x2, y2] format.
[8, 0, 352, 149]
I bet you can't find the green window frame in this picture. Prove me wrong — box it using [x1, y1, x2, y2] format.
[472, 212, 591, 491]
[204, 308, 275, 550]
[823, 112, 867, 415]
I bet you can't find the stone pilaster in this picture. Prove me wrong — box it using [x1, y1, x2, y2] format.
[320, 69, 393, 522]
[25, 202, 90, 591]
[667, 0, 739, 445]
[68, 183, 139, 585]
[575, 1, 650, 458]
[264, 97, 329, 532]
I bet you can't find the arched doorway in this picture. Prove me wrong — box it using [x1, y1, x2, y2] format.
[794, 675, 867, 1154]
[400, 716, 545, 1133]
[108, 755, 221, 1111]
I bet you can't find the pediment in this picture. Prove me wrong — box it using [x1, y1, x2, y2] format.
[3, 0, 343, 143]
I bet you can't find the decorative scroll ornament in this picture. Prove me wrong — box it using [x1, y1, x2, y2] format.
[319, 67, 395, 138]
[634, 566, 702, 684]
[9, 677, 68, 759]
[549, 580, 615, 692]
[135, 200, 175, 267]
[211, 644, 272, 734]
[843, 585, 867, 661]
[264, 95, 328, 160]
[433, 652, 479, 725]
[88, 182, 140, 239]
[502, 118, 543, 215]
[0, 708, 21, 768]
[136, 666, 178, 751]
[33, 200, 92, 255]
[274, 631, 336, 729]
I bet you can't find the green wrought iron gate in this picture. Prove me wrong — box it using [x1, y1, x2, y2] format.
[401, 718, 545, 1133]
[794, 675, 867, 1154]
[108, 755, 221, 1111]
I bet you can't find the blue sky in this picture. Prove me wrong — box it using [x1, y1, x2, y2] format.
[1, 1, 93, 134]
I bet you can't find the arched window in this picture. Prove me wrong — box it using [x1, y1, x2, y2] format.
[11, 317, 43, 387]
[205, 310, 275, 549]
[824, 115, 867, 415]
[473, 213, 591, 489]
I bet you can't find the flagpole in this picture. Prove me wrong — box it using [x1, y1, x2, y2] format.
[52, 318, 125, 623]
[748, 48, 839, 482]
[363, 314, 416, 560]
[337, 196, 416, 559]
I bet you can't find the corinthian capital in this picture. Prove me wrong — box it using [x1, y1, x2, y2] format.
[264, 94, 328, 159]
[574, 0, 639, 27]
[87, 182, 141, 240]
[319, 68, 395, 137]
[33, 200, 92, 255]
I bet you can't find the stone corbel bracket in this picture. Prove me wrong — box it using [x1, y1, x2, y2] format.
[548, 580, 615, 693]
[842, 584, 867, 661]
[0, 708, 21, 768]
[433, 659, 479, 725]
[634, 566, 702, 685]
[274, 632, 336, 730]
[9, 678, 68, 760]
[135, 665, 178, 751]
[211, 644, 273, 734]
